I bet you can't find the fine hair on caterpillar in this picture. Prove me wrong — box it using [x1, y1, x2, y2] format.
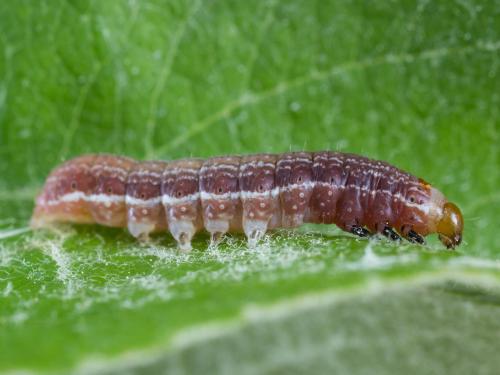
[31, 151, 464, 251]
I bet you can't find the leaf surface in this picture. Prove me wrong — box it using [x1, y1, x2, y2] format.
[0, 0, 499, 373]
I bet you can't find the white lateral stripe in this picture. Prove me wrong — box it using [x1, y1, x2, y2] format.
[42, 173, 434, 216]
[280, 181, 315, 191]
[125, 195, 162, 206]
[162, 193, 200, 205]
[46, 192, 125, 206]
[200, 191, 240, 201]
[88, 194, 125, 203]
[240, 187, 280, 199]
[47, 191, 86, 204]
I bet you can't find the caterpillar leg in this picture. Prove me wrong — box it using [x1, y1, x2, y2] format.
[382, 226, 401, 241]
[200, 155, 241, 248]
[203, 219, 229, 247]
[210, 231, 225, 246]
[127, 221, 156, 240]
[407, 229, 425, 245]
[350, 225, 371, 238]
[243, 219, 268, 248]
[239, 154, 279, 249]
[161, 158, 204, 252]
[169, 220, 196, 251]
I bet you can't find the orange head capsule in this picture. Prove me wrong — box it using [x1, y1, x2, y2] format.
[416, 186, 463, 249]
[436, 202, 463, 249]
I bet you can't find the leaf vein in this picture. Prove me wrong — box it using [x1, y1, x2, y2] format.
[143, 0, 203, 159]
[58, 63, 102, 160]
[152, 40, 500, 157]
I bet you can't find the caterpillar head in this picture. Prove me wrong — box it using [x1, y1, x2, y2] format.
[409, 185, 463, 249]
[436, 202, 463, 249]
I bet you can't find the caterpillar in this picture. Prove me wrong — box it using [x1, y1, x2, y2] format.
[31, 152, 463, 251]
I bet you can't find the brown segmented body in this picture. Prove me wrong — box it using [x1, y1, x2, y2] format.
[31, 152, 464, 250]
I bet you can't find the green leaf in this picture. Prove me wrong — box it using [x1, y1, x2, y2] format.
[0, 0, 499, 373]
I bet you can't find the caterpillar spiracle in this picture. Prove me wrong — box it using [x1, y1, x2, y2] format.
[31, 152, 463, 251]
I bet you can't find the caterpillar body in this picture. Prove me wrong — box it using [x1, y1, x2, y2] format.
[31, 152, 463, 250]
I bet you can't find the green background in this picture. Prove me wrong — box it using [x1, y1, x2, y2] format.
[0, 0, 499, 374]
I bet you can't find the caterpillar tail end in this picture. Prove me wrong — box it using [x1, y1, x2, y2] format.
[30, 191, 54, 229]
[30, 208, 46, 229]
[30, 185, 95, 229]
